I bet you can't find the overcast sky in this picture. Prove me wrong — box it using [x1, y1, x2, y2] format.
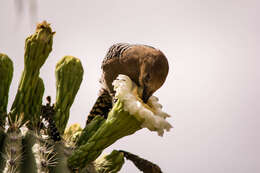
[0, 0, 259, 172]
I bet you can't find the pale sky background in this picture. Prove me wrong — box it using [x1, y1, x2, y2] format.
[0, 0, 259, 172]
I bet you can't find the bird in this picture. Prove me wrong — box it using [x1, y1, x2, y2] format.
[86, 43, 169, 125]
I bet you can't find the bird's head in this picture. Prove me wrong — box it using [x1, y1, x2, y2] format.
[140, 50, 169, 103]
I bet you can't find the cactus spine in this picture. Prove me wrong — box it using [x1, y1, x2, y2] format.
[3, 116, 24, 173]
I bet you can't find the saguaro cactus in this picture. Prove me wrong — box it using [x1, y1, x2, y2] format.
[0, 21, 172, 173]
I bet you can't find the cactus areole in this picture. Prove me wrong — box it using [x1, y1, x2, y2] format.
[0, 21, 172, 173]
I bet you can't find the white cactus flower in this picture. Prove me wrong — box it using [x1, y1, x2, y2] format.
[112, 74, 172, 136]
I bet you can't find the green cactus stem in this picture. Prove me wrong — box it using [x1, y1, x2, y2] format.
[11, 21, 54, 124]
[63, 123, 82, 146]
[76, 115, 105, 147]
[0, 129, 7, 172]
[32, 141, 56, 173]
[48, 142, 72, 173]
[68, 100, 142, 169]
[3, 116, 24, 173]
[3, 131, 23, 173]
[54, 56, 84, 134]
[94, 150, 125, 173]
[0, 53, 13, 126]
[21, 131, 37, 173]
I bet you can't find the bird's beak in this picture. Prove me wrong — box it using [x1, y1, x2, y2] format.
[142, 87, 150, 103]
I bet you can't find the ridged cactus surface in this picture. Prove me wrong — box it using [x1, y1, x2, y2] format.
[0, 21, 171, 173]
[10, 21, 54, 124]
[68, 100, 142, 169]
[54, 56, 84, 134]
[0, 54, 13, 125]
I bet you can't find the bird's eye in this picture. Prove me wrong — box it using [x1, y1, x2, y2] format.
[144, 74, 151, 82]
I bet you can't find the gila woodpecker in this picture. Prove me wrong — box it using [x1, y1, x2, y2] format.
[86, 43, 169, 125]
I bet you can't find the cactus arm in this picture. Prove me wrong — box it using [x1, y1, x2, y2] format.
[32, 138, 58, 173]
[3, 129, 23, 172]
[49, 142, 72, 173]
[11, 21, 53, 124]
[76, 115, 105, 147]
[54, 56, 84, 134]
[0, 54, 12, 170]
[0, 129, 7, 173]
[94, 150, 125, 173]
[20, 131, 37, 173]
[0, 53, 13, 126]
[68, 100, 142, 169]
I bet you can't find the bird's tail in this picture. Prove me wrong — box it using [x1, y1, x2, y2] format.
[86, 88, 112, 125]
